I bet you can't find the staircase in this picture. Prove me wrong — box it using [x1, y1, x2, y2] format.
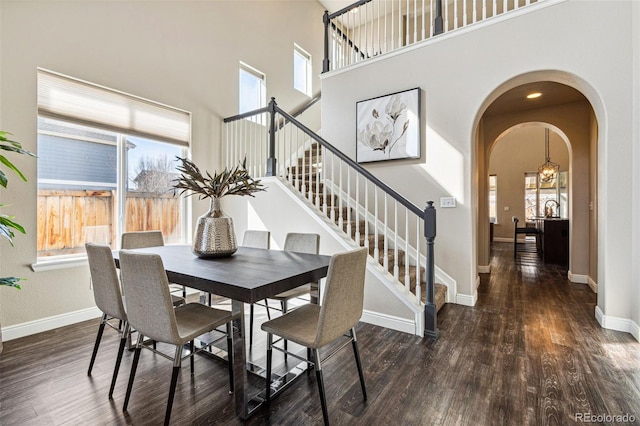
[287, 143, 447, 313]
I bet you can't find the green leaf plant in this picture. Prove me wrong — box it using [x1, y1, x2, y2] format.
[172, 156, 265, 200]
[1, 131, 36, 289]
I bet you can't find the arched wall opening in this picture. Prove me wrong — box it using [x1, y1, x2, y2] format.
[474, 74, 599, 292]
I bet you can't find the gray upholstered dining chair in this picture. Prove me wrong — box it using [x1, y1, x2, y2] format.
[85, 242, 130, 400]
[241, 230, 271, 346]
[121, 231, 186, 307]
[261, 247, 369, 426]
[265, 232, 320, 354]
[119, 250, 236, 426]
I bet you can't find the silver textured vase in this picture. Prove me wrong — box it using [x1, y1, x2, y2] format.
[192, 197, 237, 258]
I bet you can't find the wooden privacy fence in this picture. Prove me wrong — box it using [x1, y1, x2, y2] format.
[37, 190, 181, 257]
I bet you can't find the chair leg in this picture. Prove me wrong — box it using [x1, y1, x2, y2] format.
[314, 349, 330, 426]
[249, 304, 254, 347]
[164, 345, 183, 426]
[88, 313, 107, 376]
[226, 322, 234, 394]
[282, 302, 288, 360]
[350, 328, 367, 401]
[266, 333, 273, 402]
[109, 322, 130, 399]
[265, 299, 271, 320]
[190, 340, 195, 375]
[123, 335, 144, 412]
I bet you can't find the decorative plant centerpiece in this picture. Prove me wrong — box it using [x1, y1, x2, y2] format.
[173, 157, 265, 258]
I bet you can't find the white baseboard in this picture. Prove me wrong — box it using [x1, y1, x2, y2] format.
[568, 271, 588, 284]
[493, 237, 513, 243]
[361, 309, 415, 335]
[478, 264, 491, 273]
[595, 306, 640, 342]
[456, 291, 477, 307]
[2, 307, 102, 341]
[587, 276, 597, 293]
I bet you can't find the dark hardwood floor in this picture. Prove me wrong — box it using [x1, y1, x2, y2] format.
[1, 242, 639, 425]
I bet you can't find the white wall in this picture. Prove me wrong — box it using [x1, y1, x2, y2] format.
[0, 1, 325, 333]
[632, 0, 640, 339]
[321, 0, 638, 333]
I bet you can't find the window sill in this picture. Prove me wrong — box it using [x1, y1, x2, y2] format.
[31, 255, 88, 272]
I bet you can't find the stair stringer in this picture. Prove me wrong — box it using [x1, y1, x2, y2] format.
[222, 176, 425, 335]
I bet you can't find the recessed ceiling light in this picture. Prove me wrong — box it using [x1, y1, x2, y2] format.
[526, 92, 542, 99]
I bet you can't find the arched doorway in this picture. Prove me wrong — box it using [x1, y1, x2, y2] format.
[475, 80, 598, 289]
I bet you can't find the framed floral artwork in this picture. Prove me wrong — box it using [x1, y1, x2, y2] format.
[356, 87, 421, 163]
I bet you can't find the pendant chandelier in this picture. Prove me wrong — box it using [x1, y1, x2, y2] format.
[538, 128, 559, 183]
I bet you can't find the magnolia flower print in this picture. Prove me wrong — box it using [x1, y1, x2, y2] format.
[359, 94, 410, 158]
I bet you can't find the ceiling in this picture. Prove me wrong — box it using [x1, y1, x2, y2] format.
[483, 82, 588, 116]
[317, 0, 354, 14]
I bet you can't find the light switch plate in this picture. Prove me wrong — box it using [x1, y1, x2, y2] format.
[440, 197, 456, 208]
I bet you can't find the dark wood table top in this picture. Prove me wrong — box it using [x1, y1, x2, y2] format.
[113, 245, 331, 304]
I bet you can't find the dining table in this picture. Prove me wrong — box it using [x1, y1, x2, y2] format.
[113, 244, 331, 420]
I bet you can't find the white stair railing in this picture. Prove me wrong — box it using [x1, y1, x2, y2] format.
[323, 0, 544, 73]
[224, 98, 439, 338]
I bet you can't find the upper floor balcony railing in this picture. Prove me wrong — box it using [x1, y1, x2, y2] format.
[323, 0, 544, 73]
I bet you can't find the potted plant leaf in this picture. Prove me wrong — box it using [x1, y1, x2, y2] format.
[172, 157, 264, 258]
[0, 131, 35, 352]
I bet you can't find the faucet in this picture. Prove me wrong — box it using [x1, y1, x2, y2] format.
[544, 199, 560, 218]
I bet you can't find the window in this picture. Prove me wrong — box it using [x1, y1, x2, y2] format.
[488, 175, 497, 223]
[293, 44, 312, 96]
[239, 62, 266, 116]
[523, 171, 568, 221]
[36, 69, 190, 259]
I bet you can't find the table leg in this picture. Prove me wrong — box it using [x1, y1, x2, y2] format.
[231, 300, 249, 419]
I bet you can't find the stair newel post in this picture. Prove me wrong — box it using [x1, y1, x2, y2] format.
[424, 200, 439, 339]
[434, 0, 444, 36]
[266, 97, 277, 177]
[323, 11, 330, 73]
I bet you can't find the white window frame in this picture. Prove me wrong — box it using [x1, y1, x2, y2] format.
[32, 69, 191, 270]
[488, 174, 497, 224]
[293, 43, 312, 96]
[239, 62, 267, 124]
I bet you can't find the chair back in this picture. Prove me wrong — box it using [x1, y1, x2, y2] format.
[284, 233, 320, 255]
[121, 230, 165, 249]
[315, 247, 368, 347]
[242, 230, 270, 249]
[86, 243, 127, 321]
[119, 250, 180, 344]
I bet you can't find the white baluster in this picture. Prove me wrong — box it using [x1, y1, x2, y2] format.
[444, 0, 449, 32]
[422, 0, 426, 41]
[338, 159, 343, 230]
[414, 0, 417, 44]
[493, 0, 497, 17]
[454, 0, 458, 29]
[405, 0, 409, 45]
[347, 168, 352, 238]
[322, 148, 328, 217]
[315, 143, 321, 207]
[398, 0, 402, 47]
[504, 0, 508, 14]
[391, 0, 395, 50]
[430, 0, 434, 37]
[364, 179, 369, 250]
[330, 152, 335, 223]
[394, 201, 399, 281]
[415, 215, 421, 303]
[383, 193, 388, 272]
[405, 208, 410, 292]
[473, 0, 477, 24]
[300, 127, 306, 195]
[374, 187, 379, 263]
[463, 0, 468, 26]
[355, 173, 361, 245]
[384, 0, 388, 53]
[483, 0, 487, 20]
[376, 0, 380, 55]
